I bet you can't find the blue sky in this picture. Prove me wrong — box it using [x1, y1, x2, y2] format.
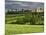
[5, 0, 44, 10]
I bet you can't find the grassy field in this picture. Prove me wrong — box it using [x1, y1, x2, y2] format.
[5, 24, 44, 35]
[5, 15, 25, 24]
[5, 14, 44, 35]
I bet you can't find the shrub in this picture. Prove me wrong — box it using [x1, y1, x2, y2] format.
[15, 18, 25, 24]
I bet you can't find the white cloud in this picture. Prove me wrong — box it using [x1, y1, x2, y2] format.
[5, 1, 44, 9]
[5, 1, 29, 6]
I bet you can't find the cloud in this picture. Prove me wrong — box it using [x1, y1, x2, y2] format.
[5, 1, 29, 6]
[5, 1, 44, 9]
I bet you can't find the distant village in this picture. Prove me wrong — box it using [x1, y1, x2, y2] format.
[5, 7, 44, 13]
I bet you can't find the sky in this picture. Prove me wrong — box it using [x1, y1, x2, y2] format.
[5, 0, 44, 10]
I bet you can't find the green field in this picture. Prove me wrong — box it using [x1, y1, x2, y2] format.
[5, 13, 44, 35]
[5, 24, 44, 35]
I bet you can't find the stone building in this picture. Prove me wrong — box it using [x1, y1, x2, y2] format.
[36, 7, 44, 12]
[31, 7, 44, 12]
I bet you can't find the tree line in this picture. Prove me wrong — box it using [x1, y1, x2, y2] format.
[6, 9, 44, 25]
